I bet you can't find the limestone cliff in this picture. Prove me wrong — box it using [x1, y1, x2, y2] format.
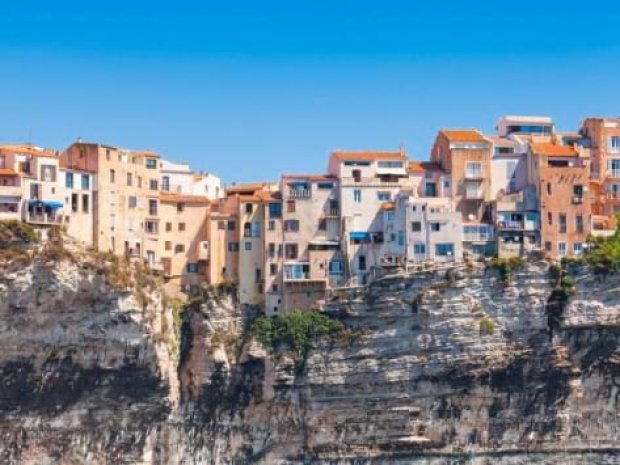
[1, 256, 619, 464]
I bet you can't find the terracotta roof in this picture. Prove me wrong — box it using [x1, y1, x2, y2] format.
[159, 192, 210, 204]
[440, 130, 487, 143]
[0, 168, 19, 176]
[255, 190, 281, 202]
[226, 182, 276, 195]
[330, 150, 406, 162]
[381, 201, 395, 211]
[488, 136, 519, 148]
[0, 144, 58, 158]
[408, 161, 425, 173]
[530, 142, 578, 157]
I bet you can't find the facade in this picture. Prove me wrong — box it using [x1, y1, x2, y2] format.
[328, 150, 408, 285]
[430, 130, 495, 257]
[158, 192, 210, 288]
[529, 142, 591, 258]
[60, 167, 96, 246]
[494, 187, 540, 258]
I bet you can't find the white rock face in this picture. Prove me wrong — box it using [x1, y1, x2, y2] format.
[0, 260, 619, 464]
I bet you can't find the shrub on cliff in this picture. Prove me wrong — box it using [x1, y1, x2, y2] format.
[253, 310, 344, 360]
[0, 220, 38, 246]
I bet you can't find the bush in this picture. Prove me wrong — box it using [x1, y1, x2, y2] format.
[488, 256, 526, 284]
[479, 317, 495, 335]
[0, 220, 38, 246]
[253, 310, 345, 360]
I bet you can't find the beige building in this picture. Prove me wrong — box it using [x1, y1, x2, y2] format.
[59, 167, 96, 246]
[62, 142, 162, 264]
[158, 192, 210, 289]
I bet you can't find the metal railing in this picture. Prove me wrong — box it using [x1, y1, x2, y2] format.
[288, 189, 311, 199]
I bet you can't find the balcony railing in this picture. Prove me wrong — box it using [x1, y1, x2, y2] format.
[288, 189, 311, 199]
[465, 170, 485, 180]
[0, 185, 22, 197]
[464, 189, 484, 200]
[497, 220, 524, 230]
[26, 212, 63, 225]
[572, 196, 584, 204]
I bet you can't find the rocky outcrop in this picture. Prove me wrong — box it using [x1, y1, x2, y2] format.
[0, 258, 619, 464]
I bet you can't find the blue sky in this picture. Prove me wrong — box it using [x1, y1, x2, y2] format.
[1, 1, 620, 183]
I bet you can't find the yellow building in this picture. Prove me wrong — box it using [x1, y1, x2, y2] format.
[159, 192, 210, 288]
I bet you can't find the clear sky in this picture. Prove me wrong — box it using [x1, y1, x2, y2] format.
[2, 1, 620, 183]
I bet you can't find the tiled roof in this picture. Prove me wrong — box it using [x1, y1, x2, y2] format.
[282, 174, 336, 182]
[0, 144, 58, 158]
[408, 161, 444, 173]
[226, 182, 276, 194]
[330, 150, 406, 162]
[0, 168, 19, 176]
[441, 129, 487, 143]
[380, 201, 395, 211]
[488, 136, 519, 148]
[530, 142, 577, 157]
[159, 192, 210, 204]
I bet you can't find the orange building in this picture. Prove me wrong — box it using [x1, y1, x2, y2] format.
[528, 142, 590, 258]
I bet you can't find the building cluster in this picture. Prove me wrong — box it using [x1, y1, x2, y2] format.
[1, 115, 620, 314]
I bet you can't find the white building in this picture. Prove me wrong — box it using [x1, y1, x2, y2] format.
[160, 159, 222, 199]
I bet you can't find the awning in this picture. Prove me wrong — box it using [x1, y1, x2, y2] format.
[29, 199, 64, 210]
[349, 232, 371, 240]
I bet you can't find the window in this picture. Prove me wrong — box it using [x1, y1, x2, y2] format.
[573, 185, 584, 197]
[285, 243, 298, 259]
[137, 176, 142, 188]
[443, 179, 451, 189]
[270, 263, 277, 275]
[465, 162, 482, 178]
[286, 200, 296, 213]
[71, 193, 78, 212]
[165, 241, 171, 251]
[352, 169, 361, 182]
[127, 173, 133, 186]
[424, 183, 437, 197]
[573, 242, 583, 255]
[269, 202, 282, 218]
[175, 244, 185, 253]
[268, 220, 276, 231]
[358, 255, 366, 271]
[329, 260, 344, 275]
[558, 242, 567, 257]
[608, 159, 620, 177]
[344, 161, 370, 167]
[548, 212, 553, 225]
[245, 241, 252, 251]
[128, 196, 137, 209]
[377, 191, 391, 201]
[608, 136, 620, 153]
[218, 221, 225, 230]
[162, 176, 170, 191]
[40, 165, 56, 182]
[149, 199, 158, 216]
[177, 203, 184, 213]
[435, 243, 455, 256]
[110, 169, 115, 183]
[285, 220, 300, 232]
[244, 222, 252, 237]
[65, 173, 74, 189]
[397, 231, 405, 246]
[178, 222, 186, 232]
[165, 222, 172, 232]
[186, 263, 198, 273]
[145, 220, 158, 234]
[317, 182, 334, 189]
[353, 189, 362, 203]
[145, 158, 157, 169]
[149, 179, 158, 191]
[411, 221, 422, 232]
[559, 214, 567, 234]
[268, 243, 276, 258]
[377, 161, 403, 168]
[386, 211, 394, 222]
[227, 221, 236, 231]
[105, 149, 111, 160]
[81, 174, 89, 190]
[547, 182, 552, 195]
[318, 218, 327, 231]
[576, 215, 584, 233]
[430, 223, 441, 232]
[545, 241, 552, 252]
[227, 242, 239, 252]
[414, 243, 426, 255]
[82, 194, 89, 213]
[251, 222, 260, 237]
[245, 203, 253, 214]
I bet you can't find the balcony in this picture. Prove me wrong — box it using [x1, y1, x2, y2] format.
[26, 212, 63, 225]
[464, 188, 484, 200]
[464, 170, 485, 180]
[497, 220, 524, 230]
[0, 185, 22, 197]
[288, 189, 311, 199]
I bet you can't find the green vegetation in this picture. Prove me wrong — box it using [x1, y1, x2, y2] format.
[584, 229, 620, 275]
[479, 316, 495, 335]
[252, 310, 345, 362]
[0, 220, 38, 245]
[546, 261, 577, 334]
[488, 256, 526, 284]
